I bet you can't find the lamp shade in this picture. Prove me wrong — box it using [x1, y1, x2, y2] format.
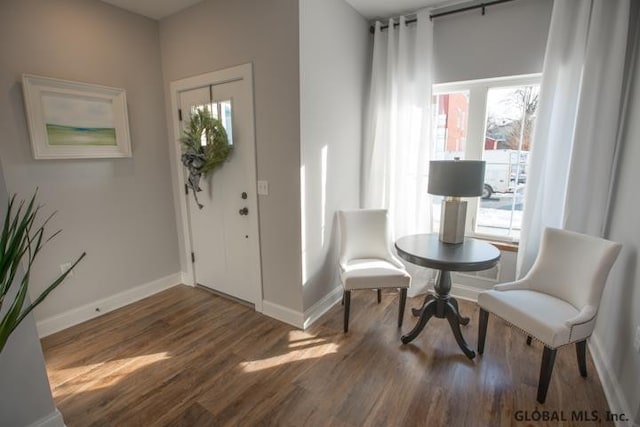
[428, 160, 486, 197]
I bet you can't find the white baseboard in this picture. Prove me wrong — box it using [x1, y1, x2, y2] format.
[180, 271, 193, 286]
[28, 408, 65, 427]
[410, 282, 481, 303]
[303, 286, 342, 330]
[407, 281, 431, 298]
[299, 282, 478, 331]
[37, 273, 183, 338]
[262, 300, 304, 329]
[450, 283, 481, 302]
[588, 333, 637, 426]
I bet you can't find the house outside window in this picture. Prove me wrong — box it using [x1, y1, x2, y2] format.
[431, 74, 541, 242]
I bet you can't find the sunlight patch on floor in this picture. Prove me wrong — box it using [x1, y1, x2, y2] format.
[239, 330, 339, 373]
[288, 337, 327, 348]
[51, 352, 171, 399]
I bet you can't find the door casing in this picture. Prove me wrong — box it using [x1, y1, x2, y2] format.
[168, 63, 263, 312]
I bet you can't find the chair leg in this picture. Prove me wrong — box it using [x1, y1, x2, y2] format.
[527, 336, 533, 346]
[576, 340, 588, 377]
[398, 288, 407, 327]
[377, 289, 382, 304]
[537, 346, 557, 404]
[478, 308, 489, 354]
[343, 290, 351, 333]
[341, 291, 344, 306]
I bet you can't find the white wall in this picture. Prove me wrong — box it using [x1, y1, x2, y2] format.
[0, 0, 180, 326]
[0, 163, 62, 427]
[159, 0, 303, 312]
[594, 15, 640, 423]
[299, 0, 370, 311]
[433, 0, 552, 83]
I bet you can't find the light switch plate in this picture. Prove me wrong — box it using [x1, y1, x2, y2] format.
[257, 180, 269, 195]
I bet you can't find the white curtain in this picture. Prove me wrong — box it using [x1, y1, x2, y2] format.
[517, 0, 631, 276]
[362, 10, 433, 240]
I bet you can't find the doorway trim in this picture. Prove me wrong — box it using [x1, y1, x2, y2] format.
[168, 63, 263, 312]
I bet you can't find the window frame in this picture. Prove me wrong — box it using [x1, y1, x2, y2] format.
[431, 73, 542, 243]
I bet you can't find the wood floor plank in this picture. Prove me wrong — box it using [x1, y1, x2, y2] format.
[165, 402, 221, 427]
[42, 285, 614, 427]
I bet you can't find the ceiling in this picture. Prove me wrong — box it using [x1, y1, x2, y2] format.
[100, 0, 465, 21]
[344, 0, 462, 20]
[100, 0, 204, 20]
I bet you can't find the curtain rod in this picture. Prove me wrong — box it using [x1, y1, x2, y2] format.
[369, 0, 517, 34]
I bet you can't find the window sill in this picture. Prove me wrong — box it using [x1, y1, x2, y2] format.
[472, 236, 519, 253]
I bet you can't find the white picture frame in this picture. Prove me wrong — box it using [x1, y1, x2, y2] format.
[22, 74, 132, 159]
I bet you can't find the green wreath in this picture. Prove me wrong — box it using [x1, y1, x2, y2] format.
[180, 108, 233, 208]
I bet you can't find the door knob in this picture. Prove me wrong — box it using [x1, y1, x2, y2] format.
[239, 207, 249, 216]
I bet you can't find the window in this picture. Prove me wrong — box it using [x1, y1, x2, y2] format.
[431, 75, 541, 242]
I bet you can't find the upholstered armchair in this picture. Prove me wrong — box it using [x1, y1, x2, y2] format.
[337, 209, 411, 333]
[477, 227, 622, 403]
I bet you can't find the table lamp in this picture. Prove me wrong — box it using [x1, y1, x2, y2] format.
[429, 159, 486, 244]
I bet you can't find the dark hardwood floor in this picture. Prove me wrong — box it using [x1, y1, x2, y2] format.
[42, 285, 612, 426]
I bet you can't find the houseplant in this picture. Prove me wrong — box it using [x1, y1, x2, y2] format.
[180, 108, 233, 208]
[0, 191, 85, 352]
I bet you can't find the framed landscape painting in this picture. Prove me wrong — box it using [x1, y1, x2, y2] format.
[22, 74, 132, 159]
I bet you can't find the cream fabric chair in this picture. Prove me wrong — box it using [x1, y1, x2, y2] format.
[477, 227, 622, 403]
[337, 209, 411, 333]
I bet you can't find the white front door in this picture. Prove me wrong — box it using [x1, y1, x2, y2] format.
[178, 76, 261, 306]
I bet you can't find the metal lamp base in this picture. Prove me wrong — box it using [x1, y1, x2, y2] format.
[439, 199, 467, 244]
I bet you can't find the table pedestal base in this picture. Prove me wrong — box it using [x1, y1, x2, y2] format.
[401, 270, 475, 359]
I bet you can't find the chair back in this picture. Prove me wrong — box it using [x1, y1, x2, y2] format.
[338, 209, 391, 266]
[524, 228, 622, 310]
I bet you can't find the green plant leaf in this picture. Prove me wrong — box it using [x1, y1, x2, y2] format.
[0, 274, 30, 350]
[0, 191, 85, 353]
[0, 194, 16, 255]
[12, 252, 86, 334]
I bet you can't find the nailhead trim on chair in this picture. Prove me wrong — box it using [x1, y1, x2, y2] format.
[487, 310, 593, 350]
[486, 311, 556, 349]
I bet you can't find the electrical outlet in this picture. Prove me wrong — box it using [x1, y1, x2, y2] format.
[634, 326, 640, 353]
[257, 180, 269, 196]
[60, 262, 75, 277]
